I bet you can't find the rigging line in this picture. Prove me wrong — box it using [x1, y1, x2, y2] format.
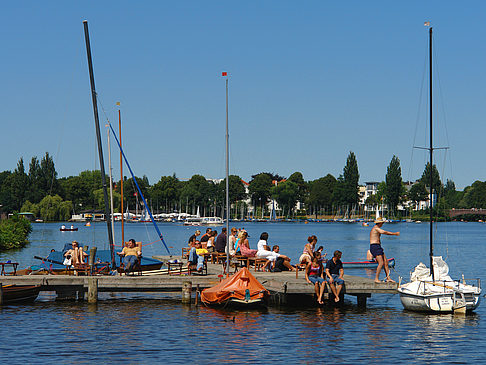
[108, 123, 172, 255]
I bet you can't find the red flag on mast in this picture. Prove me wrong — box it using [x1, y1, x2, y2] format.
[222, 71, 227, 76]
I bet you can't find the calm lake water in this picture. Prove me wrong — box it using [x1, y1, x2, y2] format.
[1, 221, 486, 363]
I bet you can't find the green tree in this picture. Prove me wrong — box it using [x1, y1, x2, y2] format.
[271, 180, 299, 216]
[288, 171, 308, 204]
[123, 175, 151, 212]
[0, 214, 32, 250]
[179, 175, 212, 212]
[150, 174, 181, 212]
[249, 173, 273, 205]
[420, 162, 442, 190]
[443, 179, 462, 208]
[409, 182, 428, 208]
[308, 174, 336, 210]
[38, 152, 60, 197]
[3, 158, 29, 212]
[342, 151, 360, 206]
[462, 181, 486, 208]
[26, 156, 44, 203]
[20, 200, 40, 218]
[384, 155, 403, 212]
[217, 175, 247, 205]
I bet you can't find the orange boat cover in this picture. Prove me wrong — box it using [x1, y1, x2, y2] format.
[201, 267, 269, 305]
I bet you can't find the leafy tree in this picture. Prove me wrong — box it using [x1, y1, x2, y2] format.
[123, 175, 151, 211]
[217, 175, 247, 205]
[0, 214, 32, 250]
[26, 156, 44, 203]
[38, 152, 60, 197]
[409, 182, 428, 208]
[21, 200, 40, 217]
[93, 188, 121, 212]
[179, 175, 212, 211]
[288, 172, 308, 204]
[271, 180, 299, 216]
[420, 162, 442, 190]
[384, 155, 403, 212]
[443, 179, 462, 208]
[342, 151, 360, 206]
[462, 181, 486, 208]
[249, 173, 273, 205]
[308, 174, 336, 209]
[150, 174, 181, 212]
[3, 158, 29, 212]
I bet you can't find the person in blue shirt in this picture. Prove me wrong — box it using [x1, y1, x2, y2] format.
[325, 250, 344, 303]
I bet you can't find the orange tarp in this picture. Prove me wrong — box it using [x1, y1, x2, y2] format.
[201, 267, 269, 305]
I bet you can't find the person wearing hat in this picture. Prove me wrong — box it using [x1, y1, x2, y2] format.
[370, 217, 399, 283]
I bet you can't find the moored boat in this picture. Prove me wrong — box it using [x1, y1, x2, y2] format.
[2, 285, 41, 304]
[201, 267, 269, 308]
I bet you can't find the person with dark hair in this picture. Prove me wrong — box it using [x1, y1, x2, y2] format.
[205, 230, 217, 252]
[270, 245, 294, 272]
[228, 227, 238, 255]
[325, 250, 344, 303]
[200, 228, 212, 245]
[256, 232, 278, 260]
[117, 238, 141, 273]
[188, 230, 201, 246]
[215, 227, 227, 253]
[299, 235, 317, 265]
[305, 252, 325, 304]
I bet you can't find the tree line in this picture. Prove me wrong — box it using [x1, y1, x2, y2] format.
[1, 151, 486, 221]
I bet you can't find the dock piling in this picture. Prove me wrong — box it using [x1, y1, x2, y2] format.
[88, 277, 98, 303]
[0, 283, 3, 306]
[182, 281, 192, 304]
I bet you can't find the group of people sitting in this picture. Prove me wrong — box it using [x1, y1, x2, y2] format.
[187, 228, 295, 272]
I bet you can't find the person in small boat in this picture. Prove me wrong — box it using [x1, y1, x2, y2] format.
[325, 250, 345, 303]
[61, 225, 66, 229]
[299, 235, 317, 265]
[64, 241, 87, 266]
[237, 231, 257, 257]
[270, 245, 294, 272]
[228, 227, 238, 255]
[370, 217, 399, 283]
[188, 230, 201, 246]
[305, 252, 326, 304]
[215, 227, 227, 253]
[70, 225, 74, 229]
[200, 228, 212, 245]
[117, 239, 141, 273]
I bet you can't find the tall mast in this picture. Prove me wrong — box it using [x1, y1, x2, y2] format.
[429, 26, 434, 281]
[83, 20, 116, 269]
[107, 125, 116, 243]
[118, 103, 124, 246]
[224, 73, 230, 275]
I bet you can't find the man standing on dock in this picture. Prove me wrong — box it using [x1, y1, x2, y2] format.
[370, 217, 399, 283]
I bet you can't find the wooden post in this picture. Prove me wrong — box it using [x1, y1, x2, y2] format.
[88, 277, 98, 303]
[182, 281, 192, 304]
[357, 294, 370, 308]
[89, 247, 97, 275]
[195, 284, 200, 306]
[0, 283, 3, 306]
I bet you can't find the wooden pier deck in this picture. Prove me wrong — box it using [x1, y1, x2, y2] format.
[0, 257, 398, 307]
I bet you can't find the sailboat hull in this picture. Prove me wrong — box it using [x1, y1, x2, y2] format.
[398, 286, 481, 313]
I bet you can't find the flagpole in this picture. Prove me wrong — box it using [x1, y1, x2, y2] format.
[223, 72, 230, 276]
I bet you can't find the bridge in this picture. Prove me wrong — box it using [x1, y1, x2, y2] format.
[449, 208, 486, 218]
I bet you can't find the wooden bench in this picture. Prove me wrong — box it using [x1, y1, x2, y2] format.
[248, 257, 268, 272]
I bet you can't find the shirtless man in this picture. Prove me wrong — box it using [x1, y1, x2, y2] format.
[64, 241, 87, 266]
[370, 217, 399, 283]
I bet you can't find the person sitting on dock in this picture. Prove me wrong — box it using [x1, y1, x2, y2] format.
[188, 242, 208, 272]
[325, 250, 345, 303]
[64, 241, 87, 266]
[206, 230, 217, 252]
[237, 231, 257, 257]
[188, 230, 201, 246]
[117, 238, 141, 273]
[228, 227, 238, 255]
[299, 235, 317, 265]
[200, 228, 212, 245]
[256, 232, 280, 262]
[270, 245, 294, 272]
[305, 252, 326, 304]
[215, 227, 227, 253]
[370, 217, 399, 283]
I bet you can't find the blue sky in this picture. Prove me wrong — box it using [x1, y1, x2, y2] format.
[1, 1, 485, 189]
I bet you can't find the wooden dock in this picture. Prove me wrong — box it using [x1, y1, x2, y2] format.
[0, 257, 398, 307]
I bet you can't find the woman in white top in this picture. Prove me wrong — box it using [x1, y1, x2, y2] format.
[256, 232, 280, 261]
[228, 227, 238, 255]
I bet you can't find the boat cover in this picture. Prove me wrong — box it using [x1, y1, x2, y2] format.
[201, 267, 269, 305]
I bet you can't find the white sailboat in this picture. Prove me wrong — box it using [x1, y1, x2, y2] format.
[397, 25, 481, 313]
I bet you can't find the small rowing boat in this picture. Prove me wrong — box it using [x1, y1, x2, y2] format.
[2, 285, 41, 304]
[60, 227, 78, 231]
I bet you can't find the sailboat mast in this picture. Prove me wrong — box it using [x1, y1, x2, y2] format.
[83, 20, 116, 269]
[429, 26, 434, 280]
[225, 74, 230, 274]
[118, 105, 125, 246]
[107, 126, 116, 242]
